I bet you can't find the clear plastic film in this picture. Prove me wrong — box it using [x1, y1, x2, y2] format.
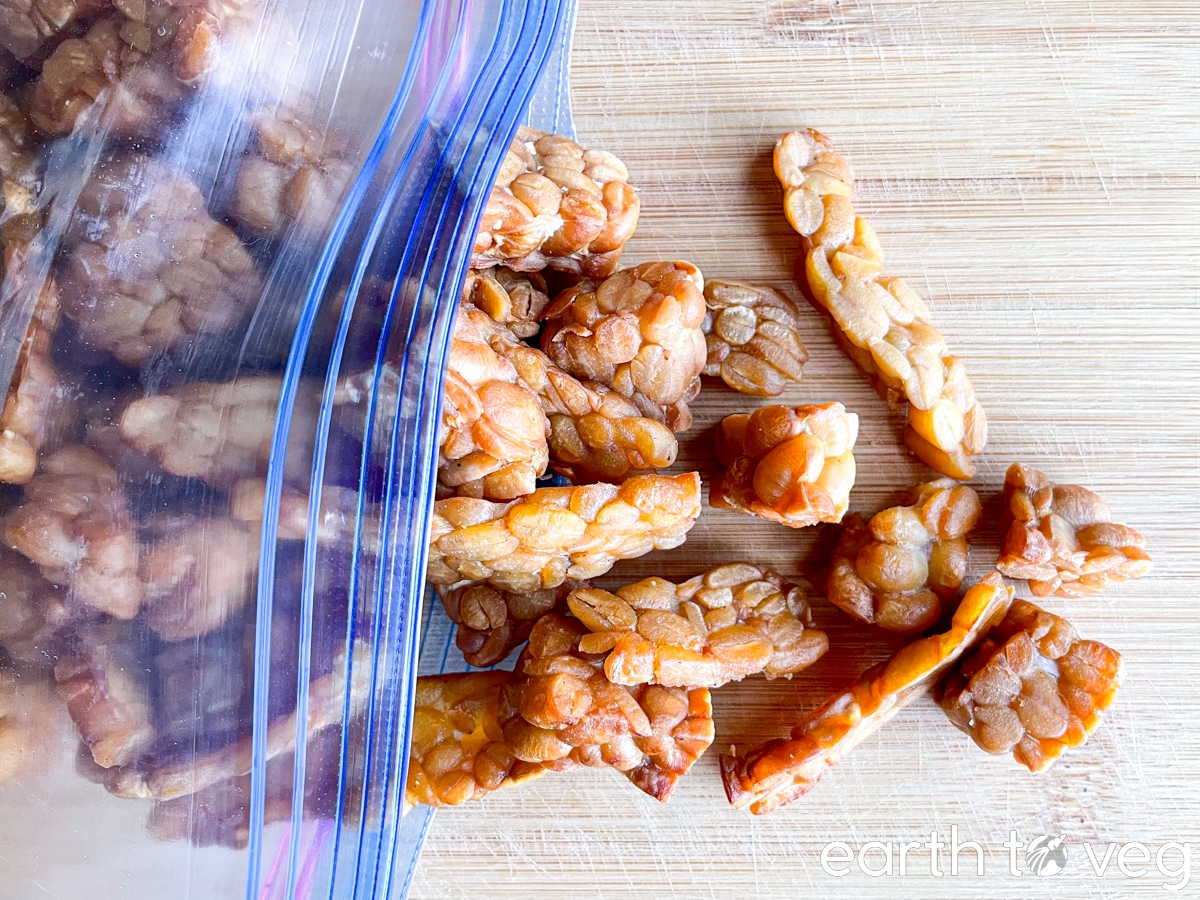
[0, 0, 574, 897]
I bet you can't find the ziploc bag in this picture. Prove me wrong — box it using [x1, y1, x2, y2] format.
[0, 0, 573, 896]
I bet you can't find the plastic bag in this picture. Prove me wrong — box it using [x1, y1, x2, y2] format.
[0, 0, 575, 896]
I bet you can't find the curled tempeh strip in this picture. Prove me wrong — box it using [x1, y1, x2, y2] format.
[720, 573, 1012, 814]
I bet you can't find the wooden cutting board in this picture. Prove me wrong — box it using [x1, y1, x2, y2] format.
[412, 2, 1200, 897]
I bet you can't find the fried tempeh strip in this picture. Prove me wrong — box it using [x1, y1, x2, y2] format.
[119, 376, 317, 488]
[773, 129, 987, 479]
[427, 472, 702, 593]
[139, 515, 258, 641]
[438, 307, 549, 500]
[473, 126, 639, 278]
[827, 478, 981, 634]
[437, 581, 575, 668]
[567, 563, 828, 688]
[145, 639, 370, 800]
[475, 308, 677, 483]
[939, 599, 1121, 773]
[995, 463, 1151, 598]
[406, 671, 550, 810]
[503, 614, 714, 801]
[701, 280, 808, 396]
[541, 260, 707, 432]
[3, 446, 143, 618]
[711, 402, 858, 528]
[55, 623, 157, 769]
[721, 572, 1013, 814]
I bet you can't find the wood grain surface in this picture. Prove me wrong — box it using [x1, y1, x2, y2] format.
[412, 2, 1200, 897]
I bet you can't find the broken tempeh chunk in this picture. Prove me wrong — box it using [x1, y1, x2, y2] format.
[711, 402, 857, 528]
[437, 581, 575, 668]
[504, 613, 714, 802]
[472, 126, 639, 278]
[0, 309, 69, 485]
[59, 155, 261, 366]
[438, 307, 549, 500]
[0, 0, 110, 63]
[3, 446, 143, 619]
[567, 562, 828, 688]
[995, 463, 1152, 597]
[827, 478, 981, 634]
[701, 279, 808, 396]
[938, 599, 1121, 773]
[119, 376, 318, 488]
[229, 107, 355, 238]
[475, 309, 678, 483]
[28, 15, 186, 138]
[463, 266, 550, 340]
[55, 623, 157, 769]
[0, 545, 77, 667]
[139, 515, 259, 641]
[541, 261, 707, 432]
[720, 572, 1012, 814]
[406, 671, 549, 810]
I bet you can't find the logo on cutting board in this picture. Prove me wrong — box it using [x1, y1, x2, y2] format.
[1026, 834, 1068, 876]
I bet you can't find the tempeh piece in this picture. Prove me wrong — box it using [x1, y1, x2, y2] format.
[463, 266, 550, 340]
[230, 477, 364, 547]
[145, 639, 370, 800]
[119, 376, 317, 488]
[55, 623, 157, 769]
[438, 307, 548, 500]
[59, 155, 261, 365]
[0, 310, 68, 484]
[3, 446, 143, 619]
[995, 463, 1151, 598]
[504, 614, 714, 801]
[939, 599, 1121, 773]
[701, 280, 808, 396]
[473, 126, 639, 278]
[541, 260, 707, 431]
[427, 472, 702, 593]
[476, 309, 677, 483]
[0, 669, 60, 782]
[827, 478, 981, 634]
[711, 402, 857, 528]
[406, 671, 549, 810]
[229, 107, 355, 238]
[0, 0, 110, 62]
[567, 562, 828, 688]
[0, 545, 76, 667]
[720, 573, 1012, 814]
[773, 128, 987, 479]
[0, 91, 40, 223]
[139, 515, 258, 641]
[28, 15, 186, 137]
[437, 581, 575, 668]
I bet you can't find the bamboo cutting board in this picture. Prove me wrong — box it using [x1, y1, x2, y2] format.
[411, 2, 1200, 897]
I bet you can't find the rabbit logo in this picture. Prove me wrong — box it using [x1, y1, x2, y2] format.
[1026, 834, 1068, 876]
